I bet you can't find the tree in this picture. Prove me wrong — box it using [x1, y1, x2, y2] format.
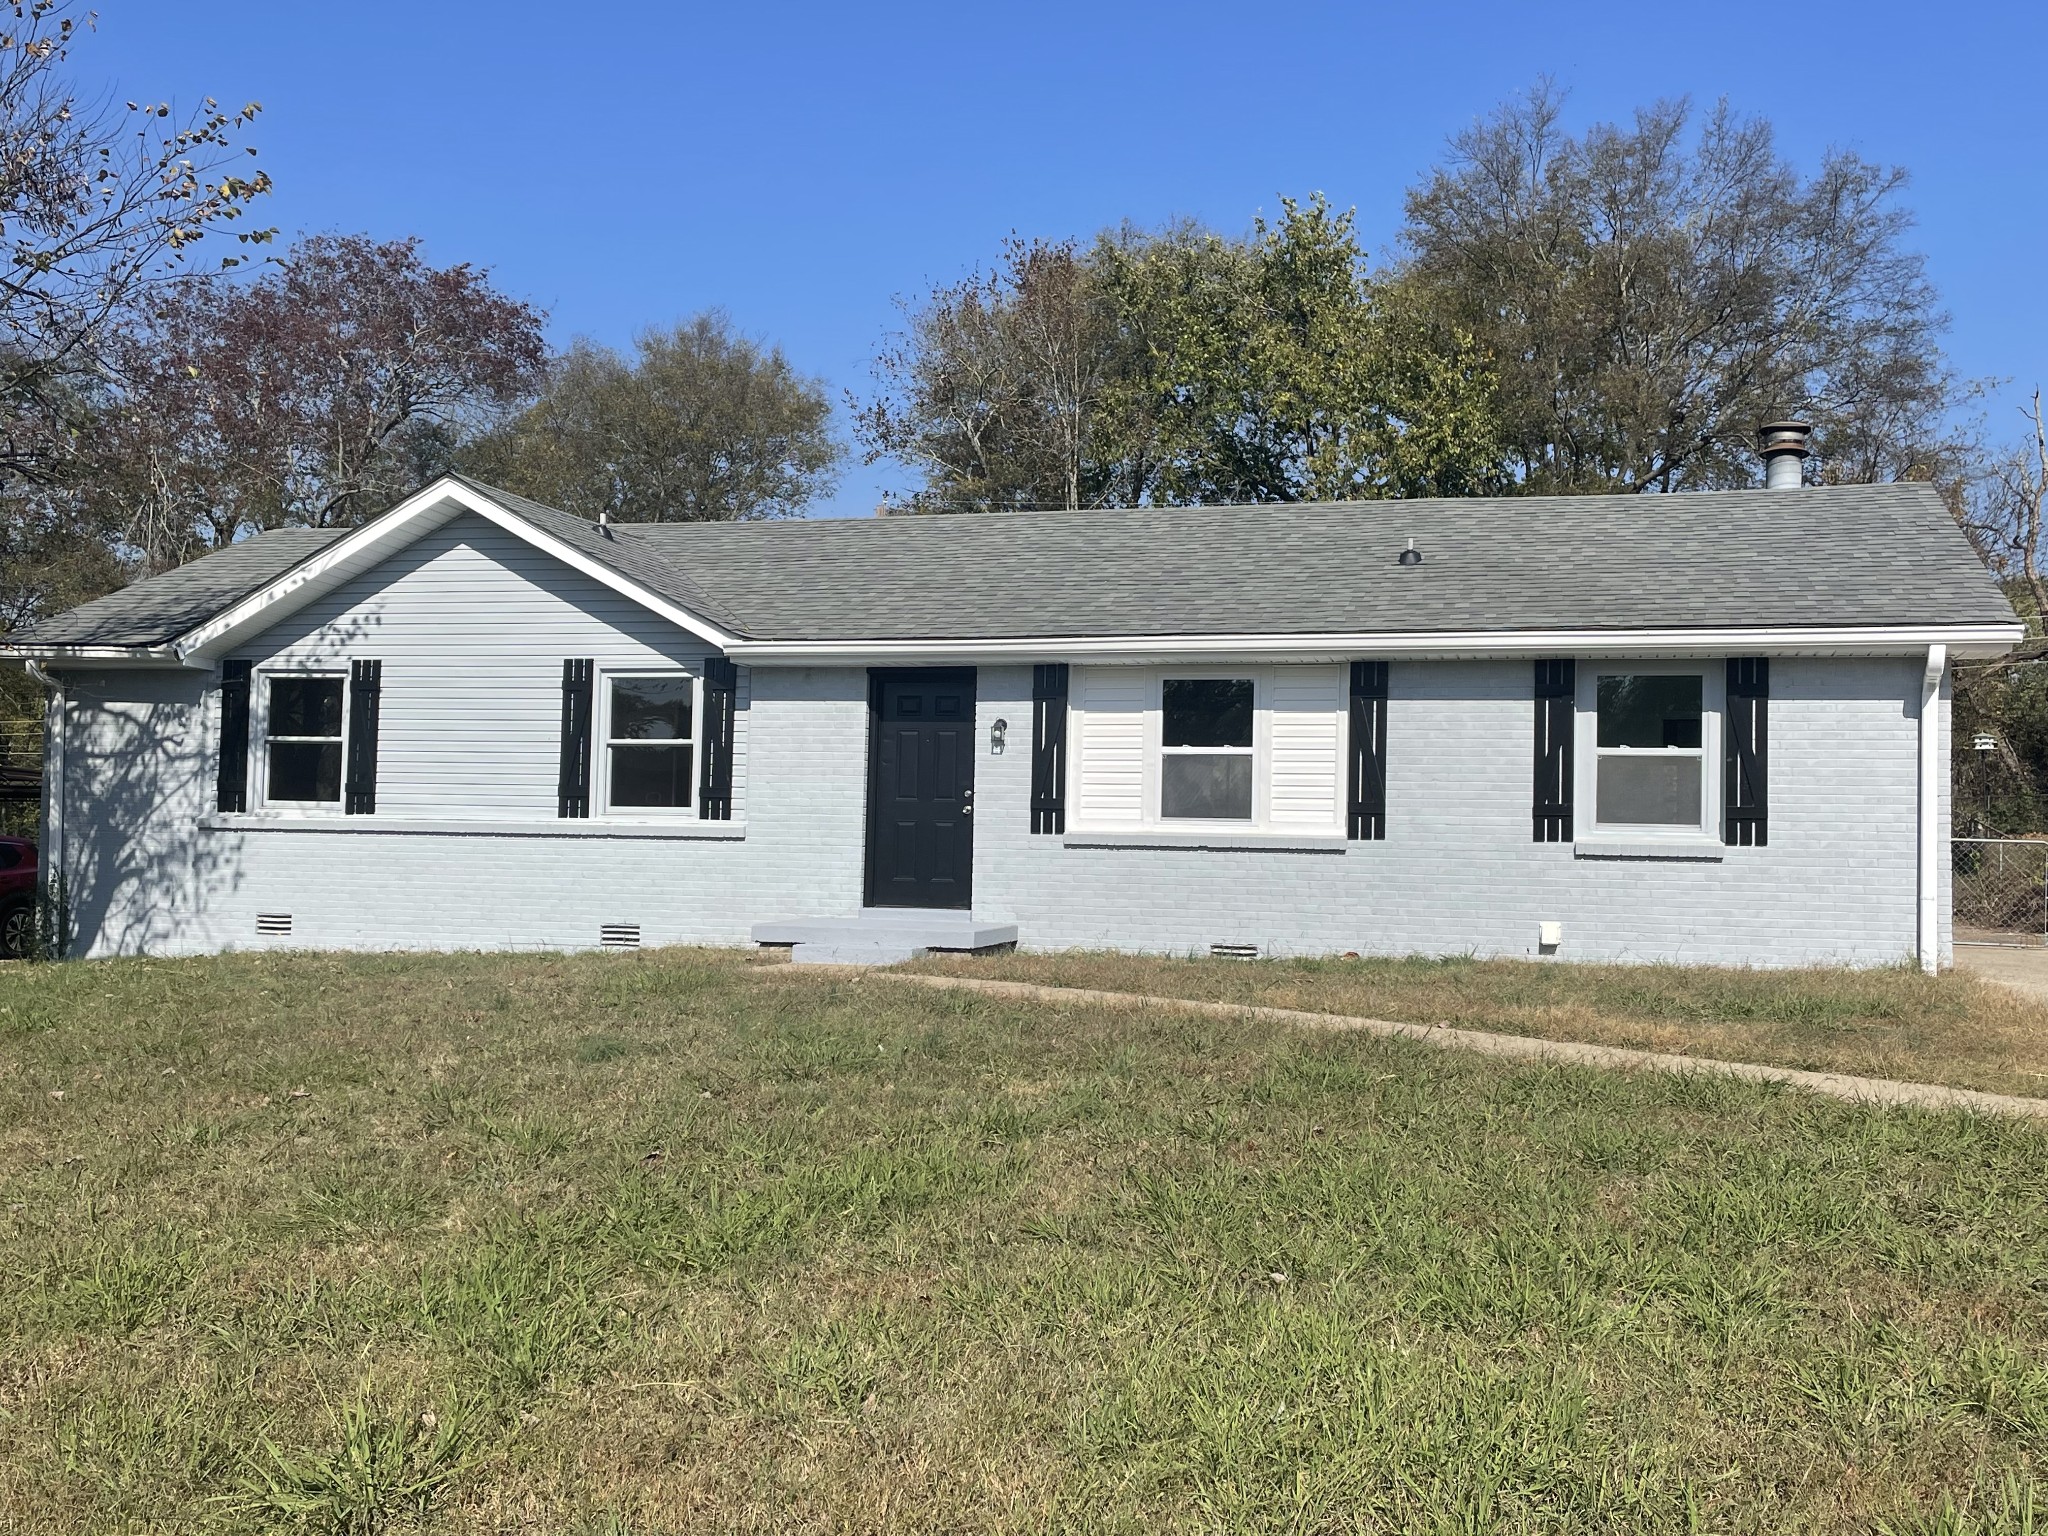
[856, 198, 1502, 514]
[0, 0, 271, 496]
[95, 233, 548, 561]
[464, 312, 841, 521]
[1097, 197, 1501, 505]
[853, 237, 1130, 514]
[1399, 82, 1963, 494]
[1960, 391, 2048, 630]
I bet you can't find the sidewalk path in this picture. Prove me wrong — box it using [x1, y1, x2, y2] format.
[853, 970, 2048, 1121]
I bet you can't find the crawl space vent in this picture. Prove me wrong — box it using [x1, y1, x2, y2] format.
[599, 923, 642, 949]
[255, 913, 293, 938]
[1209, 942, 1260, 960]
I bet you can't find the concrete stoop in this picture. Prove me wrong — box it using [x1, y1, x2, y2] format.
[751, 909, 1018, 966]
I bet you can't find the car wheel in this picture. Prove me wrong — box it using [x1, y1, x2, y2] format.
[0, 897, 31, 960]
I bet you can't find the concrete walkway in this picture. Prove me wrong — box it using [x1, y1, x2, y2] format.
[858, 970, 2048, 1121]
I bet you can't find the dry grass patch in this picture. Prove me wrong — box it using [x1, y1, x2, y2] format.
[6, 947, 2048, 1531]
[907, 949, 2048, 1098]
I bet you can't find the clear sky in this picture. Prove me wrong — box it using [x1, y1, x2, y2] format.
[80, 0, 2048, 519]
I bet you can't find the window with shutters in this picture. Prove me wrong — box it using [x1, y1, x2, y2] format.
[600, 672, 697, 813]
[258, 673, 347, 809]
[1574, 664, 1724, 841]
[1069, 665, 1345, 835]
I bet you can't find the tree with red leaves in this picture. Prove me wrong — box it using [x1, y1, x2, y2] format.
[96, 233, 548, 564]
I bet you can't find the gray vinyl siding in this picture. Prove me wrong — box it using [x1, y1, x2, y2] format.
[41, 526, 1946, 966]
[233, 513, 745, 822]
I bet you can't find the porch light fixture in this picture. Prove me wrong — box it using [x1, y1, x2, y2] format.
[991, 718, 1008, 754]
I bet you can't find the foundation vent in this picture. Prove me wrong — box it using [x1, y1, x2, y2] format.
[1209, 942, 1260, 960]
[600, 923, 642, 949]
[255, 913, 293, 938]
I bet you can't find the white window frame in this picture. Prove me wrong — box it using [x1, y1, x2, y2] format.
[1154, 670, 1265, 826]
[1574, 661, 1724, 844]
[1066, 664, 1347, 836]
[597, 668, 701, 818]
[254, 668, 349, 814]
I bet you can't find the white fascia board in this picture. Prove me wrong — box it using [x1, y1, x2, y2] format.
[730, 621, 2027, 667]
[0, 644, 194, 668]
[173, 478, 742, 663]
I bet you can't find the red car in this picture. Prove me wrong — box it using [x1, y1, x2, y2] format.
[0, 836, 36, 959]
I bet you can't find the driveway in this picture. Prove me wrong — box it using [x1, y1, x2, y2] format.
[1955, 944, 2048, 1001]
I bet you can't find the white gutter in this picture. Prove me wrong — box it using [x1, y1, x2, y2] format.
[0, 643, 194, 668]
[1919, 644, 1947, 975]
[5, 620, 2025, 673]
[25, 660, 61, 930]
[729, 622, 2025, 667]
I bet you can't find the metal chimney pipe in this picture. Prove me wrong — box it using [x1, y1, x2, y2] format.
[1757, 421, 1812, 490]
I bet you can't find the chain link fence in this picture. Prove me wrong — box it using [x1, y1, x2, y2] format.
[1954, 838, 2048, 945]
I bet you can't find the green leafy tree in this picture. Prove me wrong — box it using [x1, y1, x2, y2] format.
[857, 198, 1503, 513]
[1399, 82, 1964, 494]
[1098, 196, 1501, 504]
[466, 313, 842, 522]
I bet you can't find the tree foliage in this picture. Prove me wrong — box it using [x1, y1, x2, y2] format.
[92, 234, 547, 563]
[1399, 82, 1963, 494]
[463, 313, 841, 522]
[856, 196, 1502, 513]
[0, 0, 271, 637]
[0, 0, 272, 494]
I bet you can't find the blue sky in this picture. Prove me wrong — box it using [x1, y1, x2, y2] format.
[84, 0, 2048, 519]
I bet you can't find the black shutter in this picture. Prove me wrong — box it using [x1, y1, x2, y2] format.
[1347, 661, 1388, 840]
[1725, 657, 1768, 847]
[698, 656, 737, 820]
[1533, 659, 1574, 842]
[558, 659, 594, 818]
[1031, 663, 1069, 834]
[344, 659, 382, 816]
[216, 659, 252, 813]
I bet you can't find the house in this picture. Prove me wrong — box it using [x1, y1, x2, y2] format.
[1, 428, 2023, 970]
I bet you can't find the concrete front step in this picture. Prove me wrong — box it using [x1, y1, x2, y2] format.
[752, 909, 1018, 966]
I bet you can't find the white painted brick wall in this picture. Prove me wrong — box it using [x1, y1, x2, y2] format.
[974, 658, 1941, 969]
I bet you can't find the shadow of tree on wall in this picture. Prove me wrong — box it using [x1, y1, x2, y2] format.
[58, 601, 394, 955]
[58, 669, 247, 955]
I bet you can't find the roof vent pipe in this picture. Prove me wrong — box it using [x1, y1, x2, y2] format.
[1397, 539, 1422, 566]
[1757, 421, 1812, 490]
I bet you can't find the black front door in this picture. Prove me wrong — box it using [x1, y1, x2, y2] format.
[866, 669, 975, 909]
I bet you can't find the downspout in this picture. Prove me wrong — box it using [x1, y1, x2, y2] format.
[24, 660, 62, 949]
[1919, 644, 1947, 975]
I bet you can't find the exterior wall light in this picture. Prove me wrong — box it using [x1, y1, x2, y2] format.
[991, 718, 1008, 754]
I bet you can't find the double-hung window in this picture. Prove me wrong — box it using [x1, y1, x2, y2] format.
[1578, 666, 1722, 839]
[1067, 666, 1347, 835]
[1160, 678, 1256, 821]
[603, 673, 696, 812]
[263, 674, 345, 807]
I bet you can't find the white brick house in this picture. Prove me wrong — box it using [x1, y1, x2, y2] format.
[2, 463, 2021, 969]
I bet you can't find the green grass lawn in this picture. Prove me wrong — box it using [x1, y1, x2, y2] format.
[914, 948, 2048, 1101]
[5, 948, 2048, 1532]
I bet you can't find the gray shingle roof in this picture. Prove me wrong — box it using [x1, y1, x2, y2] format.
[5, 478, 2015, 651]
[616, 482, 2015, 639]
[12, 527, 349, 646]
